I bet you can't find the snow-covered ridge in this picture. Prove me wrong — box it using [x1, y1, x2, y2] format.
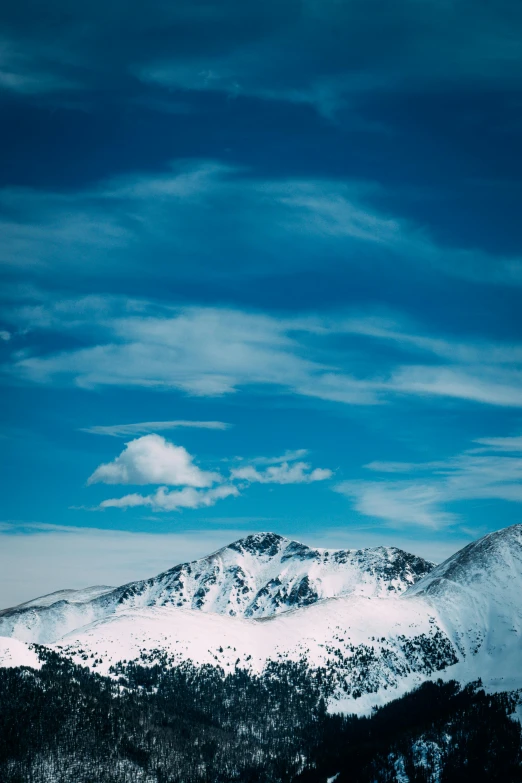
[0, 586, 114, 615]
[0, 531, 433, 643]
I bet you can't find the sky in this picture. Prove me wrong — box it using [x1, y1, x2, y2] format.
[1, 0, 522, 606]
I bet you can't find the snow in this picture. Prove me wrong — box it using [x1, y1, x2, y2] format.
[52, 592, 453, 710]
[0, 637, 42, 669]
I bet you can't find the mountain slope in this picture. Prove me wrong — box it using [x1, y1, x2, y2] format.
[54, 594, 457, 708]
[406, 523, 522, 691]
[0, 532, 433, 644]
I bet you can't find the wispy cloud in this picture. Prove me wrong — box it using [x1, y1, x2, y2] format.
[336, 434, 522, 529]
[1, 163, 521, 288]
[81, 420, 230, 437]
[234, 448, 310, 466]
[231, 461, 332, 484]
[5, 296, 522, 410]
[100, 484, 240, 511]
[136, 1, 522, 117]
[0, 39, 76, 95]
[335, 480, 455, 529]
[472, 435, 522, 452]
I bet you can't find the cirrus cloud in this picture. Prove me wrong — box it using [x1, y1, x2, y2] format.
[81, 419, 230, 437]
[335, 434, 522, 529]
[6, 296, 522, 410]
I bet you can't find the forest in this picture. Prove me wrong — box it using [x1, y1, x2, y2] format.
[0, 647, 521, 782]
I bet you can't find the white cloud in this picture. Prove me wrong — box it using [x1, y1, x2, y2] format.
[13, 305, 328, 398]
[81, 420, 230, 437]
[473, 435, 522, 452]
[336, 434, 522, 529]
[88, 434, 221, 487]
[100, 484, 239, 511]
[87, 434, 332, 512]
[0, 330, 10, 341]
[335, 480, 456, 529]
[389, 365, 522, 407]
[7, 295, 522, 410]
[364, 460, 447, 473]
[231, 461, 332, 484]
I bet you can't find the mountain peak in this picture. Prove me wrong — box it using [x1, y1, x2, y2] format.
[409, 523, 522, 600]
[227, 532, 288, 557]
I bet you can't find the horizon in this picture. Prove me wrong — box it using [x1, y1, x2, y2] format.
[2, 0, 522, 607]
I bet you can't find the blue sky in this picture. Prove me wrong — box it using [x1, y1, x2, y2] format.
[1, 0, 522, 604]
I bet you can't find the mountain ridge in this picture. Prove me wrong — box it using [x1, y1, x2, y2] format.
[2, 525, 522, 711]
[0, 531, 434, 643]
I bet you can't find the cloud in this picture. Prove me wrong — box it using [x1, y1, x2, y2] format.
[364, 460, 447, 474]
[87, 434, 333, 511]
[238, 448, 309, 466]
[136, 1, 522, 111]
[336, 480, 455, 530]
[86, 432, 333, 512]
[336, 434, 522, 528]
[231, 461, 332, 484]
[9, 301, 343, 400]
[0, 40, 75, 95]
[100, 484, 239, 511]
[6, 296, 522, 410]
[389, 365, 522, 408]
[1, 163, 521, 290]
[0, 330, 10, 341]
[473, 435, 522, 452]
[81, 420, 230, 437]
[88, 434, 221, 487]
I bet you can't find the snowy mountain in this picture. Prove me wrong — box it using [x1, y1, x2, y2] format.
[407, 523, 522, 692]
[0, 532, 433, 643]
[2, 525, 522, 710]
[0, 585, 114, 613]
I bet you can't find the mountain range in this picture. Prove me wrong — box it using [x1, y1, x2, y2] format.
[1, 525, 521, 711]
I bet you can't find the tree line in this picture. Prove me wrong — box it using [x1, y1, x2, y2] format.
[0, 647, 520, 782]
